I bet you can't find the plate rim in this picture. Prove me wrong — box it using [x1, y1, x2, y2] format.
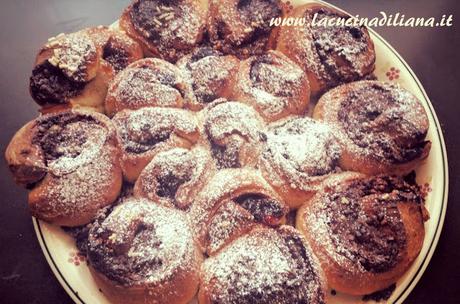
[31, 1, 450, 303]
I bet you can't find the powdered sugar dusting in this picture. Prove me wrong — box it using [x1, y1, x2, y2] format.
[177, 48, 239, 106]
[47, 123, 108, 176]
[129, 0, 206, 61]
[135, 147, 210, 209]
[46, 32, 97, 82]
[87, 198, 199, 286]
[201, 226, 325, 303]
[205, 101, 265, 143]
[279, 5, 375, 93]
[238, 51, 308, 120]
[112, 107, 198, 154]
[205, 201, 256, 255]
[319, 80, 430, 165]
[108, 60, 189, 110]
[300, 173, 425, 277]
[261, 117, 341, 192]
[35, 146, 117, 220]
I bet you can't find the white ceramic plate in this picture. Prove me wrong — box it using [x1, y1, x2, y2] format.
[32, 0, 449, 303]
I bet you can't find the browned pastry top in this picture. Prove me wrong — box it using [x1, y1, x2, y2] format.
[129, 0, 205, 60]
[202, 226, 325, 304]
[107, 58, 190, 111]
[208, 0, 283, 58]
[250, 53, 299, 98]
[84, 26, 143, 73]
[203, 100, 265, 169]
[308, 175, 424, 274]
[102, 37, 131, 72]
[32, 111, 111, 176]
[202, 192, 287, 255]
[135, 147, 210, 209]
[237, 50, 309, 120]
[112, 107, 198, 155]
[189, 168, 289, 255]
[284, 5, 375, 93]
[336, 81, 430, 164]
[87, 198, 196, 286]
[261, 117, 341, 190]
[187, 47, 226, 104]
[180, 47, 238, 105]
[139, 149, 194, 204]
[308, 7, 372, 82]
[30, 32, 98, 105]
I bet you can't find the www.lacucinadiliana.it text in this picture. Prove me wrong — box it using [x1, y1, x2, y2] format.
[270, 12, 454, 27]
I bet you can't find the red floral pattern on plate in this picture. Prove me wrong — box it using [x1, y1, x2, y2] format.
[284, 1, 294, 13]
[68, 251, 86, 266]
[386, 67, 400, 81]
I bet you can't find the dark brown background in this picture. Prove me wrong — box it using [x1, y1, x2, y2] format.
[0, 0, 458, 303]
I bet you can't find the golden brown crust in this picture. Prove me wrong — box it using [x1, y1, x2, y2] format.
[201, 99, 267, 170]
[276, 3, 376, 96]
[231, 50, 310, 122]
[105, 58, 193, 116]
[207, 0, 286, 59]
[189, 168, 289, 255]
[87, 198, 203, 304]
[119, 0, 208, 62]
[314, 80, 431, 175]
[112, 107, 200, 182]
[30, 27, 143, 114]
[176, 47, 240, 110]
[30, 31, 101, 111]
[296, 172, 427, 295]
[5, 110, 123, 226]
[134, 146, 215, 210]
[83, 26, 144, 83]
[258, 116, 342, 208]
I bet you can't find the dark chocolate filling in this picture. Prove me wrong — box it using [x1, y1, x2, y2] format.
[337, 83, 428, 163]
[211, 0, 282, 56]
[210, 141, 241, 170]
[155, 171, 192, 202]
[309, 8, 371, 85]
[102, 37, 131, 73]
[193, 89, 219, 104]
[30, 61, 86, 105]
[120, 66, 185, 102]
[186, 47, 228, 104]
[32, 112, 101, 164]
[278, 229, 325, 304]
[122, 128, 171, 154]
[324, 175, 422, 273]
[234, 193, 285, 224]
[362, 283, 396, 302]
[130, 0, 180, 42]
[214, 228, 325, 304]
[237, 0, 281, 38]
[87, 218, 164, 285]
[188, 47, 222, 65]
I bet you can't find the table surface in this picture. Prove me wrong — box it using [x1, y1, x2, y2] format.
[0, 0, 459, 303]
